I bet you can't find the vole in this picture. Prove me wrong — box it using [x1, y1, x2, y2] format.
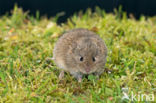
[53, 28, 107, 82]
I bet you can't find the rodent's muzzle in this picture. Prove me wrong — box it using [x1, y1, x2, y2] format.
[85, 67, 90, 73]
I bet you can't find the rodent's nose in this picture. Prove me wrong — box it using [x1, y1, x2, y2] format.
[85, 67, 90, 73]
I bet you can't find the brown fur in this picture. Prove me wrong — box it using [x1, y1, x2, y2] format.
[53, 28, 107, 81]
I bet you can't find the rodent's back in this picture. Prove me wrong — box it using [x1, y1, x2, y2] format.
[53, 28, 96, 57]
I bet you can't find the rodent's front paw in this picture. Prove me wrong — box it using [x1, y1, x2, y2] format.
[78, 77, 82, 82]
[71, 72, 83, 82]
[59, 71, 65, 79]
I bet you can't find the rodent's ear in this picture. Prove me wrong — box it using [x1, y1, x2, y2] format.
[95, 39, 107, 56]
[71, 42, 77, 48]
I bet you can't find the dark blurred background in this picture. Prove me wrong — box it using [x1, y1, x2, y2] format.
[0, 0, 156, 23]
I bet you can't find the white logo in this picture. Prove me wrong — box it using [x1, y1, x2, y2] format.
[122, 88, 154, 101]
[131, 92, 154, 101]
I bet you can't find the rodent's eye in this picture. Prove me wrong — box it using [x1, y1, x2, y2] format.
[92, 57, 96, 62]
[80, 57, 83, 61]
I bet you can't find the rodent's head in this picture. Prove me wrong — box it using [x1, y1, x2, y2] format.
[68, 37, 107, 74]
